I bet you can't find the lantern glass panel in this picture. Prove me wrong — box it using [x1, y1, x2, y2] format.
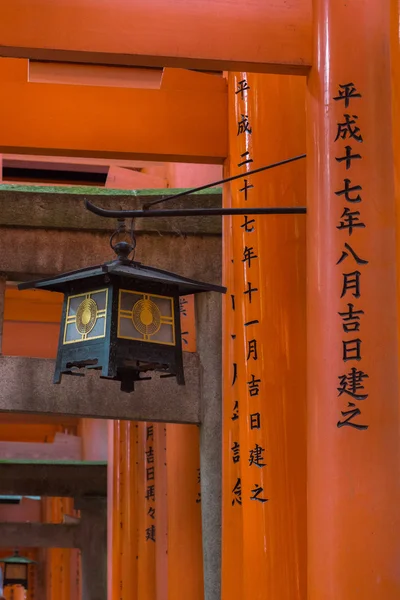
[63, 288, 108, 344]
[118, 290, 175, 345]
[5, 564, 26, 581]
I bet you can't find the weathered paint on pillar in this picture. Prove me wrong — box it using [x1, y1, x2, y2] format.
[391, 0, 400, 380]
[107, 420, 114, 600]
[307, 0, 400, 597]
[224, 71, 307, 599]
[108, 420, 138, 600]
[120, 421, 137, 600]
[110, 421, 121, 600]
[166, 424, 203, 600]
[155, 425, 168, 600]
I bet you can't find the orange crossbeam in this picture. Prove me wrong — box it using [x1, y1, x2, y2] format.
[0, 0, 312, 74]
[0, 59, 227, 162]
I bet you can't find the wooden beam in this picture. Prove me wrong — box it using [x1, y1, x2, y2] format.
[0, 461, 106, 498]
[28, 61, 164, 89]
[0, 0, 312, 74]
[2, 154, 165, 170]
[0, 59, 227, 163]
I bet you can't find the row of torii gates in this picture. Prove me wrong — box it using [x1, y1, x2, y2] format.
[1, 1, 400, 598]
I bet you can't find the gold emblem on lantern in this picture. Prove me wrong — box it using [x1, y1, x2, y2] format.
[76, 298, 98, 334]
[132, 298, 161, 335]
[63, 288, 108, 344]
[118, 290, 175, 345]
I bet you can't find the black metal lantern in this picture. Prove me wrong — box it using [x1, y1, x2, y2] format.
[2, 550, 35, 590]
[19, 223, 225, 392]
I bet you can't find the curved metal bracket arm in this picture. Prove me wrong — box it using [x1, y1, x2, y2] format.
[84, 200, 306, 219]
[84, 153, 307, 219]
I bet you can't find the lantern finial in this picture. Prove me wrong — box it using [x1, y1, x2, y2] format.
[109, 218, 136, 263]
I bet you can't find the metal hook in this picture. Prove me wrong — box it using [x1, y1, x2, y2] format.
[109, 218, 136, 262]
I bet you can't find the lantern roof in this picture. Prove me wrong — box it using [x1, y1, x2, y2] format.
[1, 551, 36, 565]
[18, 257, 226, 296]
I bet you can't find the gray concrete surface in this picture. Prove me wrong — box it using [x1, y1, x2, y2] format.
[77, 499, 107, 600]
[197, 292, 223, 600]
[0, 189, 222, 235]
[0, 461, 106, 498]
[0, 523, 80, 548]
[0, 354, 201, 423]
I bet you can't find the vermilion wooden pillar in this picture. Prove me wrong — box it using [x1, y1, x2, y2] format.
[391, 0, 400, 368]
[222, 71, 306, 599]
[307, 0, 400, 597]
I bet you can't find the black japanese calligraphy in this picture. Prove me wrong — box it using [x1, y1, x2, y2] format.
[237, 114, 252, 135]
[241, 215, 256, 233]
[231, 400, 239, 421]
[337, 243, 369, 266]
[337, 402, 368, 430]
[231, 441, 240, 463]
[334, 82, 368, 431]
[232, 477, 242, 506]
[145, 525, 156, 542]
[145, 485, 155, 501]
[335, 145, 362, 170]
[179, 297, 188, 316]
[337, 207, 365, 236]
[335, 178, 362, 203]
[333, 83, 362, 108]
[341, 271, 361, 299]
[249, 444, 266, 468]
[250, 484, 268, 503]
[342, 339, 362, 362]
[242, 246, 258, 267]
[145, 446, 154, 464]
[238, 151, 253, 168]
[337, 367, 369, 400]
[239, 178, 254, 201]
[247, 375, 261, 397]
[244, 281, 258, 302]
[232, 363, 238, 386]
[250, 412, 261, 429]
[235, 79, 251, 100]
[334, 114, 363, 143]
[247, 339, 258, 361]
[338, 303, 364, 333]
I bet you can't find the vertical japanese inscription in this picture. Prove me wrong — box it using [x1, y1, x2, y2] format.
[145, 423, 156, 541]
[230, 74, 267, 507]
[333, 83, 369, 430]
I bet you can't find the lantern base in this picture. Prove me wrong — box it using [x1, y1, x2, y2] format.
[54, 359, 185, 393]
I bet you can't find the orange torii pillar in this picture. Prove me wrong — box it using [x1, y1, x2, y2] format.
[222, 72, 307, 599]
[391, 2, 400, 370]
[307, 1, 400, 598]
